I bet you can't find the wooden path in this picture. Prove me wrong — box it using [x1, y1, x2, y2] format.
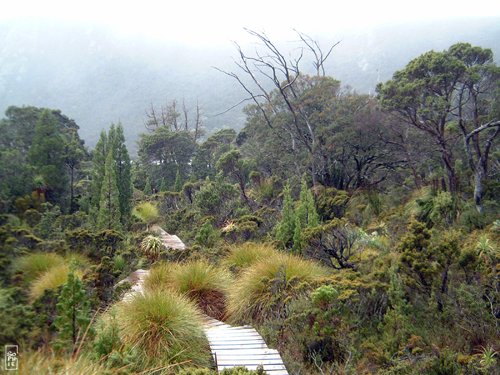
[151, 225, 186, 250]
[121, 261, 288, 373]
[120, 268, 148, 301]
[204, 317, 288, 374]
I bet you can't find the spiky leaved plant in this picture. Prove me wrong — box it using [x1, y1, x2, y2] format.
[140, 235, 163, 262]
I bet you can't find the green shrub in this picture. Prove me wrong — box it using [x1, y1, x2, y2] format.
[424, 350, 460, 375]
[92, 312, 122, 360]
[314, 186, 349, 220]
[195, 221, 220, 248]
[0, 287, 35, 345]
[115, 290, 211, 367]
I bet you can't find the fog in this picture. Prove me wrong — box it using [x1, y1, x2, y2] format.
[1, 1, 500, 150]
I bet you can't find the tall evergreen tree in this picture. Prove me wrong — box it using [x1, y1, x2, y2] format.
[90, 124, 131, 224]
[113, 124, 132, 224]
[275, 182, 296, 248]
[174, 168, 183, 192]
[97, 150, 121, 230]
[292, 214, 303, 253]
[296, 178, 320, 228]
[143, 177, 152, 195]
[64, 131, 85, 213]
[159, 178, 167, 192]
[91, 130, 108, 210]
[28, 109, 67, 205]
[54, 269, 92, 354]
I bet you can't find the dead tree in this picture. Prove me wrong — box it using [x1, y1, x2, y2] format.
[216, 29, 339, 186]
[145, 99, 204, 142]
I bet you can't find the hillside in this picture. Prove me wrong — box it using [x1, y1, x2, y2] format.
[1, 27, 499, 374]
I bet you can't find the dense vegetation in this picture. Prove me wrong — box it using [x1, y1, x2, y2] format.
[0, 34, 498, 374]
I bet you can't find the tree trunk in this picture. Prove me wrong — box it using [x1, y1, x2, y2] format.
[441, 149, 458, 194]
[473, 164, 486, 214]
[69, 166, 75, 213]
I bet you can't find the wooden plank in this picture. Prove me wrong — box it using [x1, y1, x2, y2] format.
[210, 344, 274, 351]
[213, 353, 281, 358]
[217, 355, 283, 363]
[208, 340, 267, 346]
[218, 364, 287, 371]
[217, 359, 286, 365]
[208, 329, 257, 334]
[207, 332, 262, 339]
[212, 349, 280, 356]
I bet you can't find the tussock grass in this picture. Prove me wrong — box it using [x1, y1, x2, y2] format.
[172, 260, 230, 296]
[143, 261, 178, 292]
[13, 252, 64, 283]
[116, 290, 211, 367]
[222, 242, 278, 272]
[29, 264, 83, 300]
[19, 351, 108, 375]
[145, 260, 231, 319]
[132, 202, 159, 229]
[228, 252, 329, 323]
[14, 252, 89, 285]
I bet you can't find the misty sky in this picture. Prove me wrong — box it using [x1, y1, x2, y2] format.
[3, 0, 500, 44]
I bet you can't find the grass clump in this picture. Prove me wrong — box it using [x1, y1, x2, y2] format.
[145, 260, 231, 319]
[19, 351, 108, 375]
[115, 289, 211, 368]
[228, 251, 329, 323]
[223, 242, 277, 273]
[143, 261, 178, 292]
[13, 252, 64, 283]
[29, 264, 83, 300]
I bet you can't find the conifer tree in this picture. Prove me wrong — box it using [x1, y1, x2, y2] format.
[143, 177, 152, 195]
[296, 178, 320, 228]
[292, 214, 303, 253]
[275, 182, 296, 248]
[113, 124, 132, 224]
[54, 269, 92, 354]
[91, 130, 108, 210]
[28, 109, 67, 205]
[174, 168, 183, 192]
[159, 178, 167, 192]
[97, 150, 121, 230]
[90, 124, 132, 224]
[64, 132, 85, 213]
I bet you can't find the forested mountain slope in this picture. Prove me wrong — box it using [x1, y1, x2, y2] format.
[1, 17, 499, 151]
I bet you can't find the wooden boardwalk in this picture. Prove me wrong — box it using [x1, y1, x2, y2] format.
[120, 268, 148, 301]
[151, 225, 186, 250]
[204, 318, 288, 374]
[121, 265, 288, 374]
